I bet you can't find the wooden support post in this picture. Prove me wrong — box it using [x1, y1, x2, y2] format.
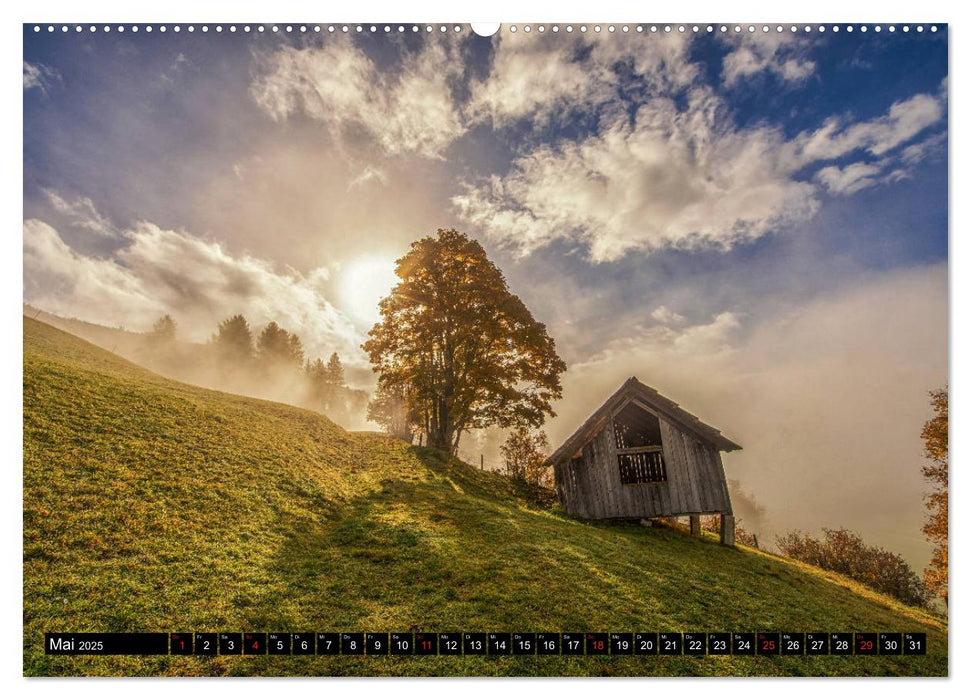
[720, 514, 735, 546]
[689, 515, 701, 536]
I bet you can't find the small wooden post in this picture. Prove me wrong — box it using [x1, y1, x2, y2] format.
[480, 454, 484, 470]
[689, 515, 701, 536]
[720, 514, 736, 546]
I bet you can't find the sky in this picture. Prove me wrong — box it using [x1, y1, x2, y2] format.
[23, 24, 947, 569]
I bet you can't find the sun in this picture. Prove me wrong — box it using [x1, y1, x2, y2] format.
[339, 254, 399, 326]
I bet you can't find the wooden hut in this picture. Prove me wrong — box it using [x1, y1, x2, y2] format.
[547, 377, 742, 545]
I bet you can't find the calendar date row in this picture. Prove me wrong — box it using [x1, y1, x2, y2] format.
[46, 631, 927, 656]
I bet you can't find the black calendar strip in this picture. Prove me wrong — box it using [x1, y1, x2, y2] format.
[46, 632, 927, 656]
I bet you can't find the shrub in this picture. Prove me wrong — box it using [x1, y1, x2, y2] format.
[776, 528, 928, 607]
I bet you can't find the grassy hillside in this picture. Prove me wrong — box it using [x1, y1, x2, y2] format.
[23, 317, 947, 677]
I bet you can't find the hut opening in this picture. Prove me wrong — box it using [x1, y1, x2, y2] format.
[613, 402, 667, 484]
[547, 376, 742, 545]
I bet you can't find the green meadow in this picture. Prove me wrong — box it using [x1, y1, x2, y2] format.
[23, 317, 947, 676]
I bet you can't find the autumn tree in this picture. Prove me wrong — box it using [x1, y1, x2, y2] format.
[212, 314, 255, 364]
[363, 229, 566, 454]
[921, 387, 948, 608]
[501, 427, 551, 486]
[151, 314, 177, 342]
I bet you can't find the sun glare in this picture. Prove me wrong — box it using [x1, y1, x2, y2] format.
[339, 254, 399, 326]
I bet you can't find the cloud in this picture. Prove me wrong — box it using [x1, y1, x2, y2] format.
[672, 311, 741, 354]
[23, 61, 61, 94]
[457, 71, 945, 262]
[466, 34, 608, 127]
[454, 90, 819, 262]
[250, 39, 466, 159]
[900, 131, 947, 165]
[545, 263, 946, 568]
[721, 32, 816, 87]
[814, 161, 898, 195]
[43, 189, 119, 238]
[23, 218, 365, 366]
[457, 35, 945, 262]
[467, 32, 696, 127]
[793, 93, 943, 162]
[651, 305, 685, 325]
[347, 165, 388, 191]
[814, 130, 946, 195]
[572, 310, 742, 376]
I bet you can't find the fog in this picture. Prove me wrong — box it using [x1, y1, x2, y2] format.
[25, 305, 373, 431]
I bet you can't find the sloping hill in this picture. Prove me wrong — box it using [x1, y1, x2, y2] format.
[23, 317, 947, 676]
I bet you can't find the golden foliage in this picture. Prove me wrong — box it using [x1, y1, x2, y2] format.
[364, 229, 566, 453]
[921, 387, 948, 606]
[500, 427, 551, 486]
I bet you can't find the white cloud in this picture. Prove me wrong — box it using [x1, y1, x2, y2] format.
[23, 218, 365, 366]
[347, 165, 388, 191]
[43, 189, 119, 238]
[792, 93, 943, 163]
[469, 38, 594, 126]
[900, 131, 947, 165]
[815, 161, 892, 195]
[467, 32, 696, 127]
[455, 90, 818, 262]
[23, 61, 60, 94]
[457, 34, 945, 262]
[672, 311, 741, 354]
[721, 32, 816, 87]
[651, 305, 685, 325]
[250, 39, 466, 159]
[814, 130, 946, 195]
[457, 58, 945, 261]
[575, 310, 741, 374]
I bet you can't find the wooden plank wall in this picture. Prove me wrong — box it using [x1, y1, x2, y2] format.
[557, 410, 733, 519]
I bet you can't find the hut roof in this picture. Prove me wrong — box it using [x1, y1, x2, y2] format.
[547, 376, 742, 464]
